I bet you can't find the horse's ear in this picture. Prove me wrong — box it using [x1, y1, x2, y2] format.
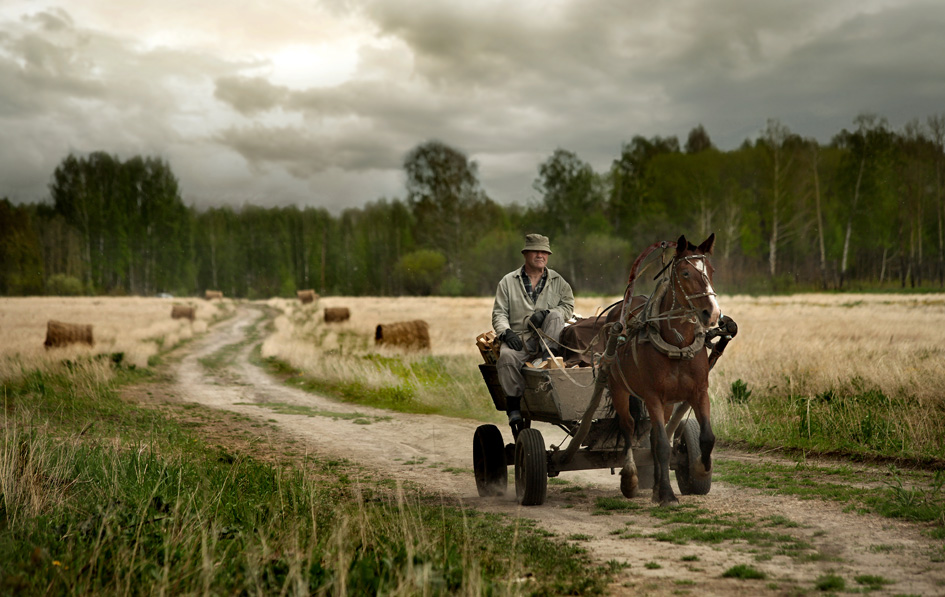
[698, 233, 716, 255]
[675, 235, 687, 257]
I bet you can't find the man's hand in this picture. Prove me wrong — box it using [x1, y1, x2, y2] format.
[501, 329, 524, 351]
[529, 309, 549, 330]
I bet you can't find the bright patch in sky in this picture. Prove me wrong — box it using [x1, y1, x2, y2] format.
[265, 43, 359, 89]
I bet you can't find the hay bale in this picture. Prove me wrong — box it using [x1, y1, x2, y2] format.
[44, 320, 94, 349]
[297, 290, 317, 304]
[205, 290, 223, 300]
[375, 320, 431, 350]
[324, 307, 350, 323]
[171, 305, 195, 321]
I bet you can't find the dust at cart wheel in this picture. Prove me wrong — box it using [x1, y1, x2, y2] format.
[673, 418, 712, 495]
[473, 425, 507, 497]
[514, 428, 547, 506]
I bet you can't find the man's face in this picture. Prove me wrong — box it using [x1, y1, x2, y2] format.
[524, 250, 550, 270]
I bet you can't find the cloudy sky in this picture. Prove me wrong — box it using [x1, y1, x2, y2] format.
[2, 0, 944, 213]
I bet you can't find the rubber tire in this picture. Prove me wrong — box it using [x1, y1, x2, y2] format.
[674, 418, 712, 495]
[514, 428, 548, 506]
[473, 425, 507, 497]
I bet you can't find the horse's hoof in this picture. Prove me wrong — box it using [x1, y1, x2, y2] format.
[659, 498, 681, 508]
[620, 469, 638, 498]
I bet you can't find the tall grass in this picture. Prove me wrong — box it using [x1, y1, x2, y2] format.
[710, 294, 945, 461]
[1, 348, 609, 594]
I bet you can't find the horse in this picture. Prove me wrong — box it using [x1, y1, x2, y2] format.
[606, 233, 721, 506]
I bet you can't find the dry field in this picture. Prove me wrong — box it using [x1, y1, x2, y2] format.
[258, 293, 945, 454]
[710, 293, 945, 403]
[6, 293, 945, 437]
[262, 293, 945, 400]
[0, 296, 234, 381]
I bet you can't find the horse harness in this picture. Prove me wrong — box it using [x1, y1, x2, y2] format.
[612, 254, 715, 397]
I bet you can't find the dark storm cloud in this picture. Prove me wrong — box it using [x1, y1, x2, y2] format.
[3, 1, 945, 210]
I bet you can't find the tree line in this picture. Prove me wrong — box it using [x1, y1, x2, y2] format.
[2, 113, 944, 298]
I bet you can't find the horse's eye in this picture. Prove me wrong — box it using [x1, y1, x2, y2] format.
[682, 271, 689, 278]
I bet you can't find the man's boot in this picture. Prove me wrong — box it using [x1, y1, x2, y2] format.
[506, 395, 523, 438]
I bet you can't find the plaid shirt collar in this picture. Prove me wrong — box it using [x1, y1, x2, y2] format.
[520, 266, 548, 304]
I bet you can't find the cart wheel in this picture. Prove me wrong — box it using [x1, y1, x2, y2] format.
[473, 425, 507, 497]
[674, 418, 711, 495]
[514, 428, 547, 506]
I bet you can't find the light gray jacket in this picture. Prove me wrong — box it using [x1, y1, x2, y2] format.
[492, 267, 574, 338]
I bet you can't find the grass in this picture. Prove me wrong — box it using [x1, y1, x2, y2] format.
[643, 505, 817, 559]
[237, 401, 393, 424]
[710, 294, 945, 463]
[814, 573, 845, 591]
[714, 459, 945, 537]
[0, 342, 612, 594]
[854, 574, 894, 589]
[721, 564, 766, 580]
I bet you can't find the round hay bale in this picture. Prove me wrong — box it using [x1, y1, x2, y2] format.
[205, 290, 223, 300]
[324, 307, 350, 323]
[44, 320, 94, 349]
[297, 290, 317, 304]
[171, 305, 195, 321]
[375, 320, 431, 351]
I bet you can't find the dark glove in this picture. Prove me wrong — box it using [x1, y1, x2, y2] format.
[529, 309, 549, 330]
[501, 329, 524, 351]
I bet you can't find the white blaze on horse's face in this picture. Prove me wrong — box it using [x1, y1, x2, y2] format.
[683, 257, 721, 328]
[696, 259, 721, 328]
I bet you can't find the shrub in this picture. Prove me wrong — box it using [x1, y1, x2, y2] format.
[46, 274, 84, 296]
[729, 379, 752, 404]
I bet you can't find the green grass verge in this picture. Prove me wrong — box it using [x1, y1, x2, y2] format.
[1, 354, 610, 595]
[719, 377, 945, 464]
[715, 459, 945, 540]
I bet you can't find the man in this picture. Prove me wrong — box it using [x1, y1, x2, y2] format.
[492, 233, 574, 431]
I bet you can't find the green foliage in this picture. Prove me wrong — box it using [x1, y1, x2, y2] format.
[854, 574, 894, 589]
[814, 573, 845, 591]
[45, 273, 84, 296]
[728, 379, 752, 404]
[16, 114, 945, 299]
[722, 564, 766, 580]
[0, 198, 45, 295]
[395, 249, 446, 295]
[436, 275, 464, 296]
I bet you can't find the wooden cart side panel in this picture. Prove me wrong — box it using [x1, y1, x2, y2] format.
[478, 364, 508, 411]
[522, 368, 612, 422]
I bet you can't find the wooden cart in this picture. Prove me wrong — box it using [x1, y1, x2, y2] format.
[474, 362, 709, 506]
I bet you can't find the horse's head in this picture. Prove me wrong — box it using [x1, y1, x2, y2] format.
[671, 233, 721, 329]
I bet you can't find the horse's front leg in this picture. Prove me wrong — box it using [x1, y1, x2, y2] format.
[646, 408, 678, 507]
[692, 395, 715, 476]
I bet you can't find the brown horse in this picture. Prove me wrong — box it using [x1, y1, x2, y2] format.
[607, 234, 721, 506]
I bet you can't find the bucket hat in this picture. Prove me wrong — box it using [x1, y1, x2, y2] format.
[521, 233, 552, 254]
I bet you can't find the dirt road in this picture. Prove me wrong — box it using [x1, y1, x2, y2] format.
[167, 306, 945, 596]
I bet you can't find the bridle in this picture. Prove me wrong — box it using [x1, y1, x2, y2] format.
[627, 253, 716, 327]
[662, 254, 716, 320]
